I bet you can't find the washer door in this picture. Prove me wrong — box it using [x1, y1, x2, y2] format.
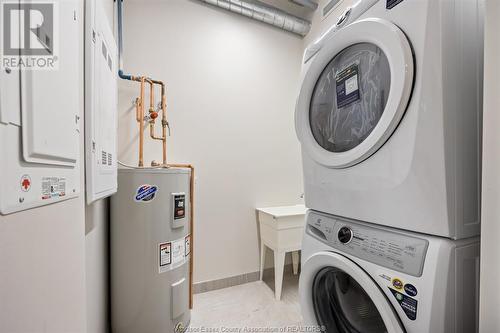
[295, 18, 413, 168]
[299, 252, 405, 333]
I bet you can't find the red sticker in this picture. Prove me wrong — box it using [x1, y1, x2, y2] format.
[20, 175, 31, 192]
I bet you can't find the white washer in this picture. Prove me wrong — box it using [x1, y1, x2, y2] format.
[299, 210, 480, 333]
[295, 0, 484, 239]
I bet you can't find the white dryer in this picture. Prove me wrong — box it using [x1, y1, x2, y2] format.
[299, 210, 480, 333]
[295, 0, 484, 239]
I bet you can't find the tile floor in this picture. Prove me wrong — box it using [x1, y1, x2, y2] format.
[190, 273, 303, 330]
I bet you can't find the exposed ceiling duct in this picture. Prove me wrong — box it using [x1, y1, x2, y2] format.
[197, 0, 311, 37]
[289, 0, 318, 10]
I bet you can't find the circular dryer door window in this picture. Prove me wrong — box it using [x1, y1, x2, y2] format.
[309, 43, 391, 153]
[299, 252, 404, 333]
[313, 267, 387, 332]
[296, 18, 414, 168]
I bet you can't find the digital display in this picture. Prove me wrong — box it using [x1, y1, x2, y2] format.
[174, 194, 186, 220]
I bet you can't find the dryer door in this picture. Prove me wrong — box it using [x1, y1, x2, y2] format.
[299, 251, 405, 333]
[295, 18, 413, 168]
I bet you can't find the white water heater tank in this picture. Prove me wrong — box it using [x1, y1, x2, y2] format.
[111, 167, 191, 333]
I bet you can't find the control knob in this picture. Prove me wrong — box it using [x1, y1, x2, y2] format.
[338, 226, 353, 244]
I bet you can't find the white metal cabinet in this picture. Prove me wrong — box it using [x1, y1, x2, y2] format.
[0, 0, 81, 215]
[84, 0, 118, 203]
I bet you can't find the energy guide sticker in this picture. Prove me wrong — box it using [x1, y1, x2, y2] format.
[336, 64, 360, 108]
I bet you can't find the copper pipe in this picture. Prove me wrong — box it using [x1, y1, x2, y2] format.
[148, 79, 154, 114]
[130, 75, 143, 82]
[158, 81, 167, 165]
[147, 79, 168, 165]
[135, 98, 141, 122]
[166, 163, 194, 309]
[147, 79, 163, 139]
[162, 96, 167, 164]
[149, 123, 163, 141]
[138, 77, 146, 167]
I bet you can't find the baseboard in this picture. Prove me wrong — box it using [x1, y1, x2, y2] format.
[193, 264, 296, 294]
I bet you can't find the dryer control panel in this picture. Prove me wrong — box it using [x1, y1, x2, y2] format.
[307, 211, 428, 277]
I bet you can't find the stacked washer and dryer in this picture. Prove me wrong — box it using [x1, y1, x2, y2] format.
[295, 0, 484, 332]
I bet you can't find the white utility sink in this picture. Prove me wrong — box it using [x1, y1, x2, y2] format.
[256, 204, 307, 300]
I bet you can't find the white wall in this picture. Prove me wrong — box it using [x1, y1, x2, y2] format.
[479, 0, 500, 331]
[0, 2, 87, 332]
[119, 0, 304, 283]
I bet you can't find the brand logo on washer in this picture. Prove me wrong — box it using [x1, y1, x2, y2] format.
[392, 278, 404, 290]
[134, 184, 158, 202]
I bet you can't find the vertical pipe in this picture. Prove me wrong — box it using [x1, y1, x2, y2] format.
[188, 166, 194, 309]
[148, 80, 168, 166]
[135, 98, 141, 122]
[117, 0, 133, 80]
[117, 0, 124, 71]
[138, 77, 145, 167]
[160, 83, 167, 165]
[148, 79, 155, 116]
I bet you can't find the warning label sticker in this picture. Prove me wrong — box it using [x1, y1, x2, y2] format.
[41, 177, 66, 200]
[159, 243, 172, 268]
[185, 235, 191, 257]
[158, 235, 190, 274]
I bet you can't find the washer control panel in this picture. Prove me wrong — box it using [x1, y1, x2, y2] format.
[307, 211, 428, 277]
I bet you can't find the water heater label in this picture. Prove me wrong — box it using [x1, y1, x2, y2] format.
[171, 238, 186, 268]
[158, 235, 190, 274]
[135, 184, 158, 202]
[159, 242, 172, 267]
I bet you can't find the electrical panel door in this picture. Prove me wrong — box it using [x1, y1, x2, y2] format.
[0, 0, 81, 215]
[84, 0, 118, 203]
